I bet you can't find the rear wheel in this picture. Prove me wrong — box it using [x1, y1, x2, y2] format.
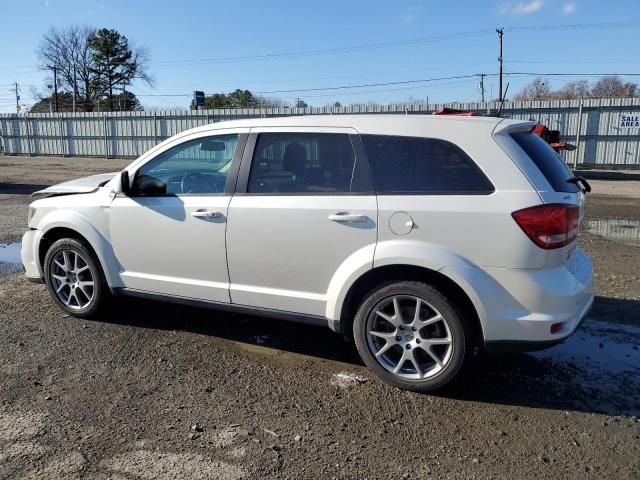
[353, 281, 469, 392]
[44, 238, 108, 318]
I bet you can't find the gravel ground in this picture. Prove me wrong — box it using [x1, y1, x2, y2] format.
[1, 156, 639, 479]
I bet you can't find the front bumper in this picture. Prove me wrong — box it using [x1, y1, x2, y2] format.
[21, 229, 44, 282]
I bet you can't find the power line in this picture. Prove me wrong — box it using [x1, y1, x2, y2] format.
[132, 71, 640, 100]
[505, 72, 640, 77]
[149, 30, 493, 66]
[257, 74, 482, 94]
[0, 20, 637, 72]
[505, 21, 640, 32]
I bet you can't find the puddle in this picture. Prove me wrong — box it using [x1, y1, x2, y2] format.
[0, 243, 22, 264]
[530, 319, 640, 415]
[585, 218, 640, 246]
[0, 242, 24, 275]
[531, 320, 640, 373]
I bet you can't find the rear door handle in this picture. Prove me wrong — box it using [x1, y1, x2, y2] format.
[191, 209, 222, 219]
[328, 212, 368, 223]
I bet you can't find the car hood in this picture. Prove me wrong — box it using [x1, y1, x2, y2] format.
[31, 172, 118, 198]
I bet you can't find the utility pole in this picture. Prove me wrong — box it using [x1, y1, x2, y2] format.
[478, 74, 486, 103]
[50, 65, 59, 112]
[12, 82, 20, 113]
[496, 28, 504, 102]
[122, 81, 127, 111]
[72, 66, 77, 113]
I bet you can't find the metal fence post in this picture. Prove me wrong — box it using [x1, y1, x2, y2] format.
[60, 114, 65, 156]
[103, 115, 108, 159]
[25, 116, 31, 156]
[573, 101, 583, 170]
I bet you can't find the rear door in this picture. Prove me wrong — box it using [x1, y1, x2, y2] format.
[226, 127, 377, 317]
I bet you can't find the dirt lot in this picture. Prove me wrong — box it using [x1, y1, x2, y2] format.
[1, 156, 639, 479]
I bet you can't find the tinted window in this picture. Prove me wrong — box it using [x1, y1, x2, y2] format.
[134, 134, 239, 195]
[510, 131, 579, 193]
[361, 135, 494, 194]
[248, 133, 364, 193]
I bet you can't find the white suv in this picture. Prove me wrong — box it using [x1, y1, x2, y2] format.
[21, 115, 594, 391]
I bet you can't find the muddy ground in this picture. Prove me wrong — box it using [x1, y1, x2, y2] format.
[1, 156, 639, 479]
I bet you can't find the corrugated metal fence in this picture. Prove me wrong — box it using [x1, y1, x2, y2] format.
[1, 98, 639, 167]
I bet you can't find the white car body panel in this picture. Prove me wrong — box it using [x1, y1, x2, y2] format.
[227, 195, 377, 316]
[22, 114, 594, 350]
[32, 172, 117, 197]
[109, 194, 232, 302]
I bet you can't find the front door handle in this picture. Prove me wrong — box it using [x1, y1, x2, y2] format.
[191, 209, 222, 219]
[328, 212, 368, 223]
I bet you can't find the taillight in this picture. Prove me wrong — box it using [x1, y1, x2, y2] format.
[512, 204, 579, 249]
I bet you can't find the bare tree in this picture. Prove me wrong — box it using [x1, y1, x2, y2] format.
[590, 76, 638, 99]
[37, 25, 98, 111]
[555, 80, 591, 100]
[513, 77, 552, 101]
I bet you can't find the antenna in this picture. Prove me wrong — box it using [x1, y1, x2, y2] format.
[496, 82, 510, 117]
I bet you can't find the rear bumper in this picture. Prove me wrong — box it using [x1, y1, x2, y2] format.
[442, 247, 594, 347]
[484, 295, 592, 353]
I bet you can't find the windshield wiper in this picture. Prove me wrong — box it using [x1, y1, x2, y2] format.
[567, 175, 592, 193]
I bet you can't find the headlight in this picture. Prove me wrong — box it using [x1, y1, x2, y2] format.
[27, 207, 36, 225]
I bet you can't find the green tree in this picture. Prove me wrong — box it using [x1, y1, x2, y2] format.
[29, 92, 74, 113]
[199, 89, 261, 109]
[89, 28, 152, 110]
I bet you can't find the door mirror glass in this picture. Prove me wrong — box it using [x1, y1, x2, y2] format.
[136, 174, 167, 195]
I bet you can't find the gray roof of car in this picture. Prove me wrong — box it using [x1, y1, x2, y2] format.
[183, 114, 531, 134]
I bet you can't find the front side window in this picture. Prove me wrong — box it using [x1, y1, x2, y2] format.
[133, 134, 239, 195]
[247, 133, 361, 193]
[361, 135, 494, 194]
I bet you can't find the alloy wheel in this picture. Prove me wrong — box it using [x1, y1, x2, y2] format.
[49, 249, 95, 310]
[365, 295, 453, 380]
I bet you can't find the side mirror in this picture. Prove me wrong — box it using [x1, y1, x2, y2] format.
[120, 170, 131, 196]
[135, 174, 167, 196]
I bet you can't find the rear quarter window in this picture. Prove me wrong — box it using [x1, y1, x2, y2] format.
[361, 135, 494, 194]
[510, 131, 579, 193]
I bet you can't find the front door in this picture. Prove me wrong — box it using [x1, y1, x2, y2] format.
[109, 131, 246, 302]
[226, 129, 377, 316]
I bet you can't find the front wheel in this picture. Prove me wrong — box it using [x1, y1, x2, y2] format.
[353, 281, 469, 392]
[44, 238, 108, 318]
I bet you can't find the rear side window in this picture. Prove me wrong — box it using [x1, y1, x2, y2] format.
[361, 135, 494, 194]
[248, 133, 371, 193]
[510, 131, 579, 193]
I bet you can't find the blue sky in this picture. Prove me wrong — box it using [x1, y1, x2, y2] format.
[0, 0, 639, 112]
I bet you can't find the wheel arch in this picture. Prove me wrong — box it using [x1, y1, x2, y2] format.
[337, 264, 485, 350]
[36, 212, 122, 288]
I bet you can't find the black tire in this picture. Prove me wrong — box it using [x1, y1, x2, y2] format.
[353, 281, 470, 392]
[43, 238, 109, 319]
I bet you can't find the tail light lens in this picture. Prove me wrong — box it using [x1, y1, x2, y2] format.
[512, 204, 579, 249]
